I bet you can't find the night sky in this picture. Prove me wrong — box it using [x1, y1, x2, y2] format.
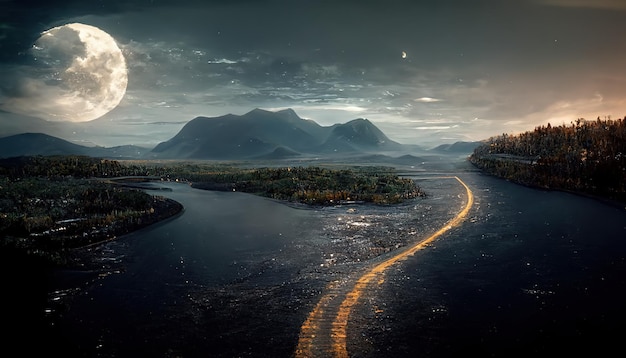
[1, 0, 625, 148]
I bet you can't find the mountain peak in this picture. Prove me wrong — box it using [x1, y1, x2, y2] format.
[276, 108, 298, 116]
[245, 108, 301, 121]
[320, 117, 402, 152]
[150, 108, 404, 159]
[247, 108, 271, 115]
[346, 118, 371, 125]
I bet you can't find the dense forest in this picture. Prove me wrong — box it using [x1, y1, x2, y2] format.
[0, 156, 422, 264]
[0, 156, 178, 264]
[470, 117, 626, 203]
[188, 166, 423, 205]
[0, 177, 182, 264]
[0, 156, 423, 205]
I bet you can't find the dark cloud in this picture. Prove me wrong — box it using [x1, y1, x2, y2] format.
[1, 0, 626, 146]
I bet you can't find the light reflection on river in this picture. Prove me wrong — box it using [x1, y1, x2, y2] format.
[357, 172, 626, 357]
[120, 182, 323, 286]
[48, 181, 325, 356]
[45, 163, 626, 357]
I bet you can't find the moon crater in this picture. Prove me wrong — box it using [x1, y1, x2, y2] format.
[6, 23, 128, 122]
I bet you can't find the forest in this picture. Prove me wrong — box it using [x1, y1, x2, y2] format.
[0, 156, 422, 265]
[0, 176, 182, 264]
[187, 166, 423, 205]
[470, 117, 626, 203]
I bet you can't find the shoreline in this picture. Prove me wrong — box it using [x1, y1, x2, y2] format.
[61, 196, 184, 270]
[0, 193, 184, 269]
[472, 166, 626, 211]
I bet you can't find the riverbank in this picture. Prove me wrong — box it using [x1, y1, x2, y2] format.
[1, 158, 425, 268]
[468, 157, 626, 210]
[1, 186, 184, 355]
[15, 175, 452, 357]
[160, 176, 465, 357]
[60, 196, 184, 270]
[468, 118, 626, 206]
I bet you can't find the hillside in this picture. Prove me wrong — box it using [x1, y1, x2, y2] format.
[431, 141, 482, 154]
[0, 133, 148, 159]
[0, 133, 90, 158]
[469, 117, 626, 203]
[0, 109, 478, 161]
[150, 108, 403, 159]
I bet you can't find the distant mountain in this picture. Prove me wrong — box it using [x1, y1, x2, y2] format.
[430, 141, 483, 154]
[0, 133, 88, 158]
[0, 110, 73, 139]
[253, 146, 301, 160]
[346, 153, 427, 166]
[318, 118, 403, 153]
[150, 108, 404, 159]
[0, 133, 148, 159]
[1, 109, 471, 161]
[88, 144, 150, 159]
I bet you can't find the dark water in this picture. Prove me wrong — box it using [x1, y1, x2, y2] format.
[14, 166, 626, 357]
[42, 183, 325, 356]
[359, 172, 626, 357]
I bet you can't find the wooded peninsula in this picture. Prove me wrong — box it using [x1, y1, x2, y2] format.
[470, 117, 626, 204]
[0, 156, 422, 265]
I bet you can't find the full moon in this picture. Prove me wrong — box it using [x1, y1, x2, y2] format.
[7, 23, 128, 122]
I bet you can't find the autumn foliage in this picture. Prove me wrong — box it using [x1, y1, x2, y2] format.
[470, 117, 626, 202]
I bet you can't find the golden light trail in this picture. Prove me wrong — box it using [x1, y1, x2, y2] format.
[295, 281, 341, 357]
[295, 176, 474, 358]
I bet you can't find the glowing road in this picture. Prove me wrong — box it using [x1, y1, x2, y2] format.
[295, 176, 474, 357]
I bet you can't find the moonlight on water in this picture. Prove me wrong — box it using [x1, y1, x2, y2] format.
[3, 23, 128, 122]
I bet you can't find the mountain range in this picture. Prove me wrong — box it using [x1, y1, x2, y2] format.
[150, 108, 405, 159]
[0, 133, 148, 159]
[0, 108, 481, 160]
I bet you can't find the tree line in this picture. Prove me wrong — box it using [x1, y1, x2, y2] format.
[0, 155, 127, 179]
[0, 177, 182, 262]
[470, 117, 626, 202]
[189, 166, 424, 205]
[1, 156, 422, 264]
[0, 156, 184, 265]
[0, 156, 423, 205]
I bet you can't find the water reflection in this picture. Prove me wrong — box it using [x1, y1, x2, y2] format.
[42, 171, 626, 357]
[360, 173, 626, 357]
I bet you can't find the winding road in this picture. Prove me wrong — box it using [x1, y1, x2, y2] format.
[295, 176, 474, 357]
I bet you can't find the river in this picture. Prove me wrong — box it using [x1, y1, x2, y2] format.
[350, 171, 626, 357]
[30, 160, 626, 357]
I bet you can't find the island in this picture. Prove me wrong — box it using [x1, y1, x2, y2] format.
[0, 155, 424, 266]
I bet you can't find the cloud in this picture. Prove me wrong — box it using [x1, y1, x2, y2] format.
[207, 58, 238, 64]
[2, 0, 626, 147]
[414, 97, 442, 103]
[536, 0, 626, 10]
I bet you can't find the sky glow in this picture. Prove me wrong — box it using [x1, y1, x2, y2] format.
[0, 0, 625, 148]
